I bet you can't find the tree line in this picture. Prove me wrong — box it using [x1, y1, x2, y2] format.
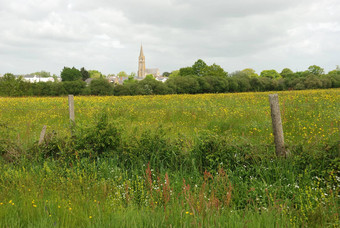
[0, 61, 339, 97]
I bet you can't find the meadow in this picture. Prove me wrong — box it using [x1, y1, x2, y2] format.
[0, 89, 339, 227]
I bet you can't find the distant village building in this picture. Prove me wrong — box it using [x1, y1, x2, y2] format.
[21, 75, 59, 83]
[155, 76, 168, 83]
[137, 45, 161, 79]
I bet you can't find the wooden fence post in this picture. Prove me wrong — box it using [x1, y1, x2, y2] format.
[68, 95, 75, 133]
[269, 94, 288, 157]
[38, 125, 47, 145]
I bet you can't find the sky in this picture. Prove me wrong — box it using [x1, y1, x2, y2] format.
[0, 0, 339, 76]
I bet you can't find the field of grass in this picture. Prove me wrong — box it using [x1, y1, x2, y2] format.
[0, 89, 339, 227]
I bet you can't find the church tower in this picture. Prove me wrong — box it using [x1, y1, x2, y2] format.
[138, 45, 145, 78]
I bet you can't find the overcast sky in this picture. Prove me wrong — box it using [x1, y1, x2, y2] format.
[0, 0, 339, 76]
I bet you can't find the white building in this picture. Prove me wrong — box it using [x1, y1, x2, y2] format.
[22, 75, 59, 83]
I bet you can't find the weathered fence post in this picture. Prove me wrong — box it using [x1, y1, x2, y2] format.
[38, 125, 47, 145]
[68, 95, 75, 134]
[269, 94, 288, 157]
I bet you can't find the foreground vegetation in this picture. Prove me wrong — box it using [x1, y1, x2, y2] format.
[0, 89, 339, 227]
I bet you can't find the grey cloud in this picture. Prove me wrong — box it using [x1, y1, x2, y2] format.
[0, 0, 339, 75]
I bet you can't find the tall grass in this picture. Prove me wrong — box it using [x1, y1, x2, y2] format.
[0, 89, 339, 227]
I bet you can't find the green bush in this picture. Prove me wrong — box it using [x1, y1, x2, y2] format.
[74, 112, 121, 158]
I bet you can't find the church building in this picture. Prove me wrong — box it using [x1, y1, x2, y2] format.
[137, 45, 160, 79]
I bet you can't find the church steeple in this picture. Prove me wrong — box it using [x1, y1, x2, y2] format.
[138, 44, 145, 78]
[139, 44, 144, 57]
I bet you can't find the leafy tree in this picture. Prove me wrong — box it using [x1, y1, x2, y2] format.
[162, 72, 170, 77]
[169, 70, 180, 78]
[32, 82, 53, 96]
[117, 71, 128, 77]
[0, 73, 22, 96]
[258, 77, 275, 91]
[294, 71, 309, 78]
[260, 70, 281, 79]
[304, 75, 322, 89]
[90, 79, 113, 95]
[236, 76, 251, 92]
[250, 77, 263, 91]
[241, 68, 258, 78]
[280, 68, 294, 78]
[165, 76, 200, 94]
[192, 59, 207, 76]
[61, 67, 82, 81]
[88, 70, 104, 79]
[113, 84, 131, 96]
[227, 77, 239, 92]
[329, 74, 340, 87]
[80, 67, 90, 81]
[130, 72, 136, 77]
[229, 71, 246, 78]
[320, 77, 332, 88]
[145, 74, 154, 79]
[328, 65, 340, 76]
[276, 78, 286, 91]
[202, 76, 228, 93]
[179, 67, 194, 76]
[307, 65, 324, 76]
[62, 80, 86, 95]
[123, 76, 137, 85]
[135, 77, 170, 95]
[202, 64, 228, 77]
[50, 82, 66, 96]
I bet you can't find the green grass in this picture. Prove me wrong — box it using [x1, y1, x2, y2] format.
[0, 89, 339, 227]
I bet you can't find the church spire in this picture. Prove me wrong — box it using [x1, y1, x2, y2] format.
[138, 44, 146, 78]
[139, 44, 144, 57]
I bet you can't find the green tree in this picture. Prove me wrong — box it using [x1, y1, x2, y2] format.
[179, 67, 194, 76]
[202, 64, 228, 77]
[192, 59, 207, 76]
[201, 76, 228, 93]
[241, 68, 258, 78]
[135, 77, 170, 95]
[307, 65, 324, 76]
[260, 70, 281, 79]
[117, 71, 128, 77]
[123, 76, 137, 85]
[90, 79, 113, 95]
[165, 76, 199, 94]
[61, 67, 82, 81]
[280, 68, 294, 78]
[327, 65, 340, 76]
[162, 72, 170, 77]
[227, 77, 239, 92]
[236, 76, 251, 92]
[145, 74, 154, 79]
[62, 80, 86, 95]
[80, 67, 90, 81]
[113, 84, 131, 96]
[88, 70, 104, 79]
[169, 70, 180, 78]
[0, 73, 21, 96]
[250, 77, 263, 91]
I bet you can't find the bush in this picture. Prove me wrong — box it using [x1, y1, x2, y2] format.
[74, 112, 121, 158]
[89, 79, 113, 95]
[62, 80, 87, 95]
